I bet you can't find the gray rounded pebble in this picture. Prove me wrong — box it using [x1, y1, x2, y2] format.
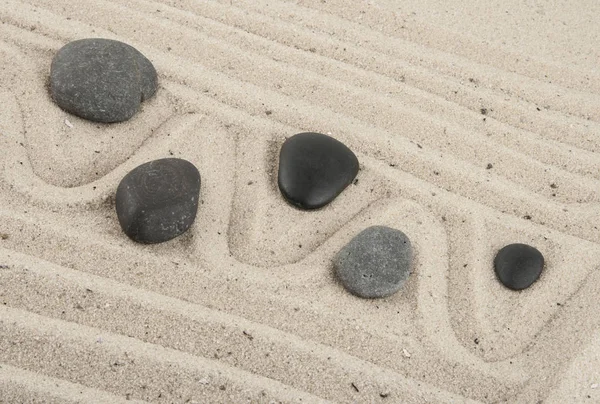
[115, 158, 200, 244]
[334, 226, 412, 298]
[50, 38, 157, 123]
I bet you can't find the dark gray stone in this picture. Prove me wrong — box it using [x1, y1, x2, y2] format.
[115, 158, 200, 244]
[135, 51, 158, 102]
[50, 38, 157, 123]
[278, 132, 359, 210]
[494, 243, 544, 290]
[334, 226, 412, 298]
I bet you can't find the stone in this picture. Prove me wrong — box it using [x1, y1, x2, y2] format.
[115, 158, 200, 244]
[277, 132, 359, 209]
[334, 226, 412, 298]
[494, 243, 544, 290]
[50, 38, 158, 123]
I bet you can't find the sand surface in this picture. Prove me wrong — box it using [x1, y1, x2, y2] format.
[1, 0, 600, 402]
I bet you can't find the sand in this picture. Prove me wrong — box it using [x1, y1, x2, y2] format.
[0, 0, 599, 402]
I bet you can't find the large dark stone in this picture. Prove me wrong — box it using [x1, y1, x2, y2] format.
[334, 226, 412, 298]
[277, 132, 359, 210]
[494, 243, 544, 290]
[50, 38, 158, 123]
[115, 158, 200, 244]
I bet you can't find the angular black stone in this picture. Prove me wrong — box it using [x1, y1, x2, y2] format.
[494, 243, 544, 290]
[50, 38, 158, 123]
[334, 226, 412, 299]
[277, 132, 359, 210]
[115, 158, 200, 244]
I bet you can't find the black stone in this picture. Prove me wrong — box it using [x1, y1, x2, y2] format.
[494, 243, 544, 290]
[50, 38, 158, 123]
[277, 132, 359, 209]
[115, 158, 200, 244]
[334, 226, 412, 298]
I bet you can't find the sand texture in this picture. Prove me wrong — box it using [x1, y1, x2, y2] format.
[1, 0, 600, 402]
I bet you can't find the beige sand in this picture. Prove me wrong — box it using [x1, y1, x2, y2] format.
[1, 0, 599, 402]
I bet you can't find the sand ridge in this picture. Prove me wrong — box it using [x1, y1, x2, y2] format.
[1, 0, 599, 402]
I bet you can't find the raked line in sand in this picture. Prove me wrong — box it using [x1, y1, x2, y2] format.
[1, 0, 600, 402]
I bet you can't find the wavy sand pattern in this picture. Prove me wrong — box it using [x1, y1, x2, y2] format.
[1, 0, 599, 402]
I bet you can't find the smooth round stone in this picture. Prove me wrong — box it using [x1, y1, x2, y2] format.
[334, 226, 412, 299]
[494, 243, 544, 290]
[277, 132, 359, 210]
[115, 158, 200, 244]
[50, 38, 158, 123]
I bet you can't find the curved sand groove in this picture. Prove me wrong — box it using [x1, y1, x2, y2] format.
[0, 249, 487, 403]
[1, 109, 210, 210]
[444, 208, 600, 362]
[15, 0, 600, 193]
[228, 180, 597, 400]
[231, 143, 398, 266]
[1, 170, 598, 403]
[1, 0, 599, 402]
[0, 188, 572, 403]
[0, 38, 211, 211]
[161, 82, 600, 245]
[8, 0, 596, 177]
[0, 39, 175, 189]
[474, 217, 600, 361]
[160, 77, 600, 211]
[341, 162, 600, 397]
[539, 329, 600, 403]
[0, 208, 527, 401]
[2, 4, 596, 211]
[4, 74, 592, 400]
[174, 73, 600, 234]
[375, 199, 528, 383]
[5, 0, 600, 199]
[307, 196, 529, 387]
[227, 131, 383, 267]
[502, 267, 600, 402]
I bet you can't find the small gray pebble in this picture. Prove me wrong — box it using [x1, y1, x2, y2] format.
[334, 226, 412, 298]
[115, 158, 200, 244]
[50, 38, 157, 123]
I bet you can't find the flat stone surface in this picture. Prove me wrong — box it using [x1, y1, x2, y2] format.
[50, 38, 157, 123]
[277, 132, 359, 210]
[494, 243, 544, 290]
[115, 158, 200, 244]
[334, 226, 412, 298]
